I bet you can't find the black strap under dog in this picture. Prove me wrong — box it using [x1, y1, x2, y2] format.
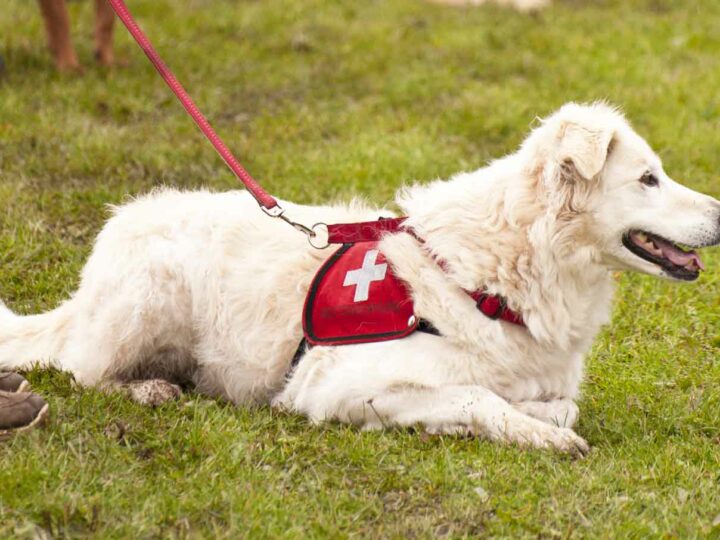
[289, 318, 441, 372]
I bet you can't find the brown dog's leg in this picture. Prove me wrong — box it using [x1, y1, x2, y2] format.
[94, 0, 115, 66]
[37, 0, 80, 71]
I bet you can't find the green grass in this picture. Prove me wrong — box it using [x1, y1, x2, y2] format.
[1, 0, 720, 537]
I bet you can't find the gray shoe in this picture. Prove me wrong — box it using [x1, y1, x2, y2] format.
[0, 391, 49, 439]
[0, 372, 30, 393]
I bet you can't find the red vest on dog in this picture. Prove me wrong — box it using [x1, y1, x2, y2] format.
[302, 239, 525, 347]
[303, 242, 418, 346]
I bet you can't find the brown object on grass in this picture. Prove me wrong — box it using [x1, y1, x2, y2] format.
[0, 372, 30, 393]
[37, 0, 116, 71]
[0, 391, 49, 440]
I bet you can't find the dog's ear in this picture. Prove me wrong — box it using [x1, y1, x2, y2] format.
[556, 122, 614, 181]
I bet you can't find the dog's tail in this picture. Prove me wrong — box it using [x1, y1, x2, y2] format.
[0, 299, 74, 371]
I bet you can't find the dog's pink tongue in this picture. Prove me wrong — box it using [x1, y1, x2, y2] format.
[655, 237, 705, 270]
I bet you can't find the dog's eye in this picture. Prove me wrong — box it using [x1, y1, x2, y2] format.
[640, 172, 659, 187]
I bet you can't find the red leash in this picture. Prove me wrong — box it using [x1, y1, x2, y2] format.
[107, 0, 323, 237]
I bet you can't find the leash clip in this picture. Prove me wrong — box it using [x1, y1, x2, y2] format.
[261, 205, 285, 218]
[262, 205, 329, 249]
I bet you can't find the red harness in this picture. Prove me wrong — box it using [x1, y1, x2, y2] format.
[302, 218, 525, 347]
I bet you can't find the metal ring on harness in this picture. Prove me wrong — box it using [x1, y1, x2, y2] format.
[309, 223, 330, 249]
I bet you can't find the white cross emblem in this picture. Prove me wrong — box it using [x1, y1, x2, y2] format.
[343, 249, 387, 302]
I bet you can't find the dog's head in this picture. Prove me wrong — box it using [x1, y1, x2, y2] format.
[529, 102, 720, 281]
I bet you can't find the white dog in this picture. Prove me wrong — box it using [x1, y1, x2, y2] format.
[1, 103, 718, 455]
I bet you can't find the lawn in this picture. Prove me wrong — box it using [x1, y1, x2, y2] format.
[1, 0, 720, 537]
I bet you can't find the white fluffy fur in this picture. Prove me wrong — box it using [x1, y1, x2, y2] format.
[2, 103, 719, 455]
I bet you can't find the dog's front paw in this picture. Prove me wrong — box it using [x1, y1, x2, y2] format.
[534, 426, 590, 458]
[499, 418, 590, 458]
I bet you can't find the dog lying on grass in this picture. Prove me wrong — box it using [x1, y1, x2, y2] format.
[1, 103, 718, 456]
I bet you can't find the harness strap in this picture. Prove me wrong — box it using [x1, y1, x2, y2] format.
[290, 318, 441, 372]
[326, 218, 408, 244]
[290, 338, 309, 372]
[471, 290, 524, 326]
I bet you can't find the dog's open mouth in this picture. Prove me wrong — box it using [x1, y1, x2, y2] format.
[622, 230, 705, 281]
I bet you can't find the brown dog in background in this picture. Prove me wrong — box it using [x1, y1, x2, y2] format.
[37, 0, 115, 71]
